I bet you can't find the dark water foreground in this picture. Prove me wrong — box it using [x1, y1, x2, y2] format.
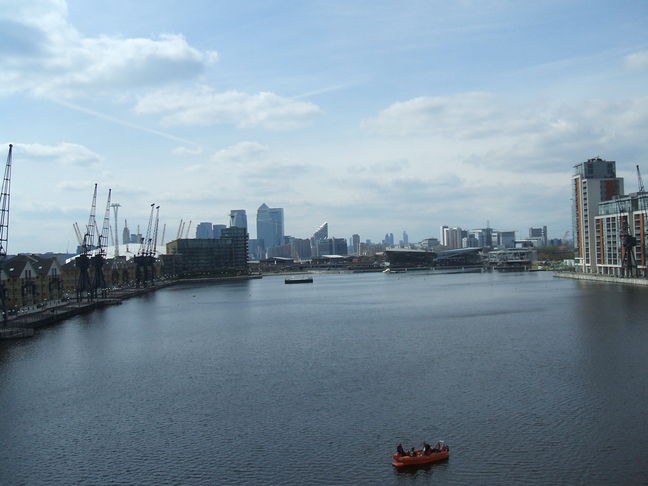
[2, 272, 647, 485]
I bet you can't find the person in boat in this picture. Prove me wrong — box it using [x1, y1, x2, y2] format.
[431, 442, 441, 453]
[423, 442, 432, 455]
[396, 444, 406, 456]
[410, 447, 417, 457]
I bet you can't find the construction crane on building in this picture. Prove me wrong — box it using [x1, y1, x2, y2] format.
[0, 145, 13, 325]
[637, 165, 645, 193]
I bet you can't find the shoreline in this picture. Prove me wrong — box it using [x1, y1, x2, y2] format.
[554, 271, 648, 286]
[0, 275, 261, 340]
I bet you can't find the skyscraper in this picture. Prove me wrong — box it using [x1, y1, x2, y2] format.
[196, 222, 214, 239]
[351, 234, 360, 255]
[529, 226, 547, 246]
[572, 157, 623, 273]
[229, 209, 247, 229]
[213, 224, 226, 239]
[311, 222, 328, 257]
[256, 203, 284, 255]
[313, 222, 328, 240]
[122, 220, 130, 244]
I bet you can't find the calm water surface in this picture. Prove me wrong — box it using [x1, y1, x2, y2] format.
[2, 272, 648, 485]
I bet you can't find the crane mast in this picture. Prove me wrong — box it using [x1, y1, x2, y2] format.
[160, 223, 166, 250]
[0, 145, 13, 325]
[152, 206, 160, 256]
[111, 203, 121, 257]
[76, 184, 98, 301]
[91, 188, 111, 298]
[637, 165, 645, 193]
[135, 204, 156, 287]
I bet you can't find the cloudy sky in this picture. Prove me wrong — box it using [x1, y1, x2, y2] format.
[1, 0, 647, 253]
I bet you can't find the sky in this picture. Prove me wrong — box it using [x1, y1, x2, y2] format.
[1, 0, 647, 253]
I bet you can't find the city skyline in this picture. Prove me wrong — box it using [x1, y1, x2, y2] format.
[2, 1, 647, 253]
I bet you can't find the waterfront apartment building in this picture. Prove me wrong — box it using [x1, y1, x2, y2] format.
[594, 192, 648, 277]
[256, 204, 284, 257]
[440, 226, 464, 249]
[572, 157, 623, 273]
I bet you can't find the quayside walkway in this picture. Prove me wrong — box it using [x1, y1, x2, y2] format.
[554, 272, 648, 287]
[0, 275, 261, 340]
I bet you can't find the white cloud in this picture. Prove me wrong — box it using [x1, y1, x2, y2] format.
[0, 0, 217, 97]
[173, 146, 204, 156]
[135, 87, 321, 130]
[212, 141, 269, 164]
[362, 92, 506, 137]
[56, 179, 95, 191]
[11, 142, 101, 166]
[363, 92, 648, 172]
[624, 50, 648, 72]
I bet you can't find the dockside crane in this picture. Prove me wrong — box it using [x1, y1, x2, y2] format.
[148, 206, 161, 282]
[76, 184, 98, 301]
[0, 145, 13, 325]
[73, 222, 84, 248]
[615, 196, 636, 277]
[111, 203, 121, 258]
[91, 188, 111, 298]
[636, 164, 648, 277]
[135, 204, 155, 287]
[160, 223, 166, 250]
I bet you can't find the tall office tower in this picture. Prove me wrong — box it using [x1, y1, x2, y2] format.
[313, 222, 328, 240]
[256, 203, 284, 253]
[310, 222, 329, 257]
[229, 209, 247, 229]
[529, 226, 548, 246]
[352, 234, 360, 255]
[213, 224, 226, 239]
[331, 237, 348, 255]
[495, 231, 516, 248]
[195, 222, 214, 239]
[402, 231, 409, 246]
[572, 157, 623, 274]
[122, 220, 130, 244]
[470, 228, 493, 248]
